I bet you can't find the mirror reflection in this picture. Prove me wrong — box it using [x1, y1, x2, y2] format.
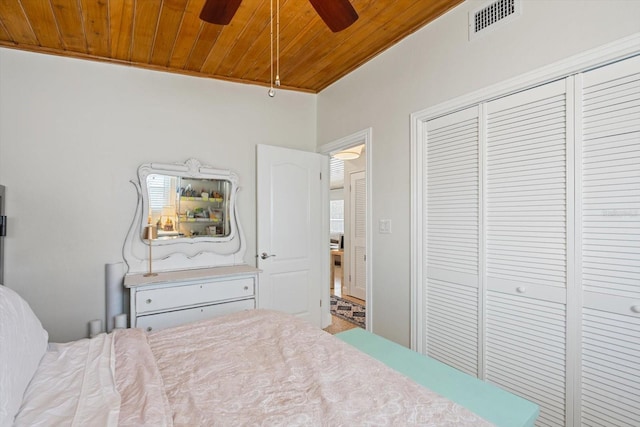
[145, 174, 231, 240]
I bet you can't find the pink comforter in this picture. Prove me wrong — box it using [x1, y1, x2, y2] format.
[114, 309, 493, 426]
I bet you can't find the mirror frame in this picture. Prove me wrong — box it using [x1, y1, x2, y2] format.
[123, 158, 247, 274]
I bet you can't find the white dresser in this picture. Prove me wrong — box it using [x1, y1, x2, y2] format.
[125, 265, 259, 332]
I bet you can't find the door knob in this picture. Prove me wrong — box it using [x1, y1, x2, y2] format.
[260, 252, 276, 260]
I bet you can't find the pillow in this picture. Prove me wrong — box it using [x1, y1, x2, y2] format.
[0, 286, 49, 426]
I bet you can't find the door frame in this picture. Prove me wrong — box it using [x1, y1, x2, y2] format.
[318, 128, 373, 331]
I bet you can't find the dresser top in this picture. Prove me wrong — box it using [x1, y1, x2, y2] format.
[124, 264, 260, 288]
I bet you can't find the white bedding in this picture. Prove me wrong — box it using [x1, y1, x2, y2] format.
[13, 333, 120, 427]
[113, 327, 173, 427]
[14, 309, 494, 426]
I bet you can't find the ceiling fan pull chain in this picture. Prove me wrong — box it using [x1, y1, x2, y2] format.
[268, 0, 275, 97]
[275, 0, 280, 87]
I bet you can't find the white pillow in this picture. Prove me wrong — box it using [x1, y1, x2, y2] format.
[0, 286, 49, 426]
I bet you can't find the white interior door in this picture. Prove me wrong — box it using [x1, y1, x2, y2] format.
[348, 171, 366, 300]
[256, 144, 327, 327]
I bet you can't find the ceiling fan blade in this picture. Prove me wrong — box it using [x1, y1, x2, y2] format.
[199, 0, 243, 25]
[308, 0, 358, 33]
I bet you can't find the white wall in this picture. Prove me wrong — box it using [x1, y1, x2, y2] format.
[0, 49, 316, 342]
[317, 0, 640, 346]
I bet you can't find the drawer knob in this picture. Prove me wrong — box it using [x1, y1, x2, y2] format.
[244, 286, 249, 291]
[516, 287, 526, 294]
[631, 305, 640, 314]
[146, 299, 152, 304]
[146, 327, 153, 332]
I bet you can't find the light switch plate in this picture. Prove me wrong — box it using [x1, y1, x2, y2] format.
[379, 219, 392, 234]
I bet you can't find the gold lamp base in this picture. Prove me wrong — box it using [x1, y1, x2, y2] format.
[144, 225, 158, 277]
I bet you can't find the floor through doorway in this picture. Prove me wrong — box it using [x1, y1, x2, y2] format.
[325, 264, 365, 334]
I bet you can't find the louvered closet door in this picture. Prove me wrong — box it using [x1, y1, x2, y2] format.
[485, 80, 568, 427]
[579, 54, 640, 427]
[349, 170, 366, 300]
[424, 106, 480, 377]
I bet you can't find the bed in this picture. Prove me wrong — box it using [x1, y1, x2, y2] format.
[1, 285, 538, 426]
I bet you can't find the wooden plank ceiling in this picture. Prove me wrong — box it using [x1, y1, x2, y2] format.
[0, 0, 463, 93]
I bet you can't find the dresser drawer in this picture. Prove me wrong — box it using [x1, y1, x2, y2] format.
[136, 298, 255, 332]
[135, 277, 255, 314]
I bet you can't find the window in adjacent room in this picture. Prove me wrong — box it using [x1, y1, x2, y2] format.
[330, 199, 344, 234]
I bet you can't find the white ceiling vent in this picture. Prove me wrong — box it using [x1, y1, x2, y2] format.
[469, 0, 522, 40]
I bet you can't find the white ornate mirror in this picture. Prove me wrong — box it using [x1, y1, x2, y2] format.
[123, 158, 247, 274]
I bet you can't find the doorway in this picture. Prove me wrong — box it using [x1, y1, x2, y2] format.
[320, 129, 372, 332]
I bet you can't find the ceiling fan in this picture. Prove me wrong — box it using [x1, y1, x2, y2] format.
[200, 0, 359, 32]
